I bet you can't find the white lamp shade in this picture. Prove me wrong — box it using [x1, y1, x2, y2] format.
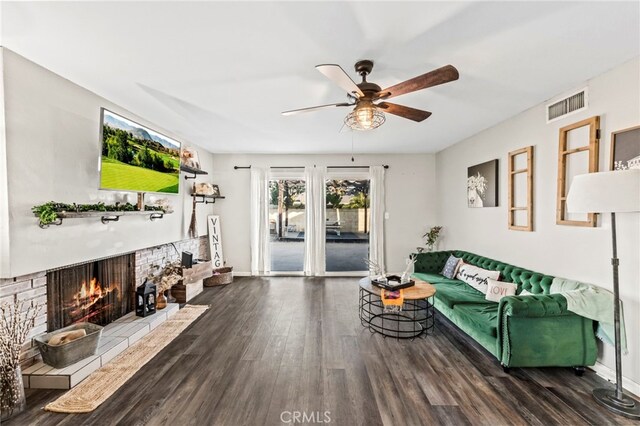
[567, 169, 640, 213]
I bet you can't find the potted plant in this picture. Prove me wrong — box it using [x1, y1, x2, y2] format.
[147, 260, 182, 309]
[1, 301, 41, 421]
[419, 226, 443, 252]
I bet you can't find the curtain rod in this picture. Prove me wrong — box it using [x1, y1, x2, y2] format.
[233, 165, 389, 170]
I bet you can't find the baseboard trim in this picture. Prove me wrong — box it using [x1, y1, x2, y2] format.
[233, 271, 252, 277]
[590, 361, 640, 398]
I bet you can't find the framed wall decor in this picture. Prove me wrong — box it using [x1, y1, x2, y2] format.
[610, 125, 640, 171]
[508, 146, 534, 231]
[556, 116, 599, 226]
[467, 159, 499, 208]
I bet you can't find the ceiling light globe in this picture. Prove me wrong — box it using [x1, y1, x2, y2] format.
[344, 104, 385, 131]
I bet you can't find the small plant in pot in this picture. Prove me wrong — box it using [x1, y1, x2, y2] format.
[0, 301, 42, 421]
[147, 260, 182, 309]
[418, 226, 443, 253]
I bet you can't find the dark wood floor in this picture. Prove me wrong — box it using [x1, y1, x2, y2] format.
[7, 277, 637, 426]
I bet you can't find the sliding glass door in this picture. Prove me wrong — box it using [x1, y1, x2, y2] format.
[263, 168, 376, 276]
[269, 178, 306, 272]
[325, 178, 370, 273]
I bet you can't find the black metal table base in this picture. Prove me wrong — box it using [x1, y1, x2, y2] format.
[359, 287, 435, 339]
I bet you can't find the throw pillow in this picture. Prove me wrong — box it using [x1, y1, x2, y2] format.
[456, 264, 501, 294]
[485, 279, 517, 302]
[519, 289, 534, 296]
[441, 255, 462, 279]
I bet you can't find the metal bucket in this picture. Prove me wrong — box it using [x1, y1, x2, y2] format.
[34, 323, 103, 368]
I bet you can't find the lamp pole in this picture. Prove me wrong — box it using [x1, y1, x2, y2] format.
[611, 212, 623, 400]
[592, 212, 640, 418]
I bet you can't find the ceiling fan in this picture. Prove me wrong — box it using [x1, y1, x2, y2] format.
[282, 60, 459, 131]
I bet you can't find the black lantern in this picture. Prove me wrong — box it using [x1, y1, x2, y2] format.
[136, 280, 156, 317]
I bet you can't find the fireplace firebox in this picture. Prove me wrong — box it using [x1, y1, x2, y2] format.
[47, 254, 135, 331]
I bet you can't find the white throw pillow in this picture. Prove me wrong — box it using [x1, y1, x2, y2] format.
[519, 289, 534, 296]
[456, 264, 501, 294]
[485, 279, 517, 302]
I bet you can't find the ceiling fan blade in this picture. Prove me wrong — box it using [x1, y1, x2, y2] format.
[377, 65, 459, 100]
[282, 102, 351, 116]
[377, 102, 432, 122]
[316, 64, 365, 97]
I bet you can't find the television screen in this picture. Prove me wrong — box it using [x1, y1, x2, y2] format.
[99, 109, 181, 194]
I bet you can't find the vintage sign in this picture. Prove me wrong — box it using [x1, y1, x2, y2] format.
[207, 215, 224, 268]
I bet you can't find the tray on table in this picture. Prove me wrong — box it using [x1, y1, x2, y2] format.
[371, 275, 415, 291]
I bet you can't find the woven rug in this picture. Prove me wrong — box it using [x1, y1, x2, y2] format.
[45, 304, 208, 413]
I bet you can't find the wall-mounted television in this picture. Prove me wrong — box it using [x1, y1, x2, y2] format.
[99, 108, 181, 194]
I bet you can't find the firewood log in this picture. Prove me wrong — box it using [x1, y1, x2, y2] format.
[48, 329, 87, 346]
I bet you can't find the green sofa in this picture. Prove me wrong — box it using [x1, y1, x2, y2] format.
[413, 250, 597, 372]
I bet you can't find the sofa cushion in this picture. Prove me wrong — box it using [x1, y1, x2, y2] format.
[413, 272, 460, 286]
[431, 281, 491, 309]
[456, 263, 501, 294]
[454, 303, 499, 337]
[441, 255, 462, 279]
[485, 279, 517, 302]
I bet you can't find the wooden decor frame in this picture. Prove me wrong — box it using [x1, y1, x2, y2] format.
[556, 116, 599, 226]
[508, 146, 534, 231]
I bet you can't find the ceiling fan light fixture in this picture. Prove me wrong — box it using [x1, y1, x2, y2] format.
[345, 102, 385, 131]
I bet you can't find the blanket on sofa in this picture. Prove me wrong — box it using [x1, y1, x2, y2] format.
[550, 277, 627, 353]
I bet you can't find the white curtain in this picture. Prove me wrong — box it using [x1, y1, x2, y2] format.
[369, 165, 386, 272]
[304, 166, 326, 276]
[250, 167, 270, 275]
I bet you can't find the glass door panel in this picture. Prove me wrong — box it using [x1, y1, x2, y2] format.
[325, 179, 370, 272]
[269, 179, 306, 272]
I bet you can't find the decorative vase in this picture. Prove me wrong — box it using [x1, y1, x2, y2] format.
[166, 288, 176, 304]
[1, 366, 26, 421]
[156, 292, 167, 310]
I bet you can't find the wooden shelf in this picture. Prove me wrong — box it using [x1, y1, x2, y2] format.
[36, 210, 170, 228]
[191, 194, 225, 205]
[180, 165, 208, 180]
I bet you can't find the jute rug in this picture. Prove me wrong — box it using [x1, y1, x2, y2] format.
[45, 304, 208, 413]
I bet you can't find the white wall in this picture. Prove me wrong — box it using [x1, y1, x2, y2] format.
[436, 57, 640, 387]
[210, 153, 437, 274]
[0, 48, 215, 277]
[0, 51, 9, 277]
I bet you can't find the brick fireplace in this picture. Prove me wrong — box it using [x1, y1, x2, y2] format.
[47, 254, 135, 331]
[0, 236, 209, 368]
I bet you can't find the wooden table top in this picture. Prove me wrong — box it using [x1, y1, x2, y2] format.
[359, 277, 436, 300]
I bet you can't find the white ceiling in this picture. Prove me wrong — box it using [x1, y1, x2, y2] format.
[1, 1, 638, 154]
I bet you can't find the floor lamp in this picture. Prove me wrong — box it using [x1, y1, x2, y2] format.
[567, 169, 640, 419]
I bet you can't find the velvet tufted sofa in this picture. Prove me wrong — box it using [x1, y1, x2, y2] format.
[413, 250, 597, 371]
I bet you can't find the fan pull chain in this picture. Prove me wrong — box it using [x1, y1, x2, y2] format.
[351, 131, 355, 162]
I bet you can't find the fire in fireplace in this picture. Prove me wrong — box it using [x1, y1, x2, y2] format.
[47, 254, 135, 331]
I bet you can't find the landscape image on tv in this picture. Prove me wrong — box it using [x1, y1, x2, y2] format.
[100, 109, 180, 194]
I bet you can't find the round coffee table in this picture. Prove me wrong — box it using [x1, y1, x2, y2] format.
[358, 277, 436, 339]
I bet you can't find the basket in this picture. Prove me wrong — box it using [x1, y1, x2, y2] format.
[204, 266, 233, 286]
[34, 323, 103, 368]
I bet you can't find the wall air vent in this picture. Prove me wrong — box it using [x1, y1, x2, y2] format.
[547, 88, 588, 123]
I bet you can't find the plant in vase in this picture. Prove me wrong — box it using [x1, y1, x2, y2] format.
[421, 226, 443, 252]
[148, 260, 182, 309]
[1, 301, 42, 421]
